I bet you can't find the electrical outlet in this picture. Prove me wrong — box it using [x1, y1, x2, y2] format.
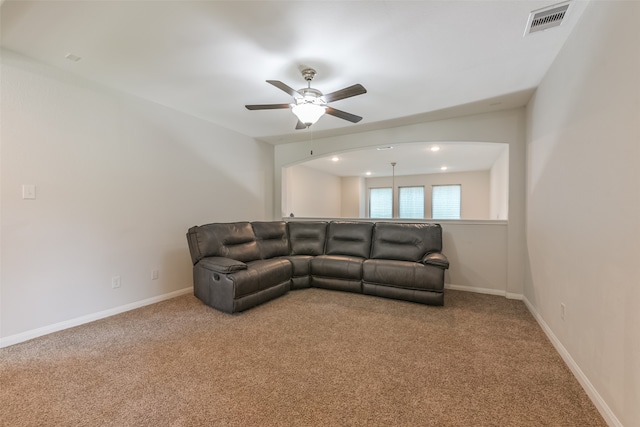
[560, 303, 566, 320]
[111, 276, 121, 289]
[152, 269, 159, 280]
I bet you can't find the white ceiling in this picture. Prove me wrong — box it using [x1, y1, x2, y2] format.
[1, 1, 588, 138]
[300, 141, 508, 178]
[1, 0, 588, 175]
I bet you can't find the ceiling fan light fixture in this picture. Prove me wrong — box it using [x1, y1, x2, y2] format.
[292, 103, 326, 127]
[246, 68, 365, 130]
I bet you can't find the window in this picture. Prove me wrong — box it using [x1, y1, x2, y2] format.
[432, 185, 461, 219]
[399, 186, 424, 218]
[369, 188, 392, 218]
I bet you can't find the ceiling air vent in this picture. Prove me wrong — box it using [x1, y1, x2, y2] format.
[524, 2, 571, 36]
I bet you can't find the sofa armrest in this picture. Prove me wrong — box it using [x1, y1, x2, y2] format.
[197, 257, 247, 273]
[422, 252, 449, 269]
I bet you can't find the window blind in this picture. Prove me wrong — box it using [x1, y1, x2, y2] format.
[399, 186, 424, 218]
[369, 188, 392, 218]
[432, 185, 461, 219]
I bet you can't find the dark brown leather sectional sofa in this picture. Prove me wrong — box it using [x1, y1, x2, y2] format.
[186, 221, 449, 314]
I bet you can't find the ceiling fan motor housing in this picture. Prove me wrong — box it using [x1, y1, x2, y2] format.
[296, 87, 325, 105]
[301, 68, 317, 82]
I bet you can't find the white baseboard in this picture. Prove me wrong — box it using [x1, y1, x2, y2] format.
[445, 283, 523, 300]
[0, 287, 192, 349]
[522, 296, 622, 427]
[505, 292, 524, 300]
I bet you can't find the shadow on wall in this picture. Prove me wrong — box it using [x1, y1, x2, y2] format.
[441, 225, 508, 294]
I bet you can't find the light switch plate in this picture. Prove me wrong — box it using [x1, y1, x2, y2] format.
[22, 185, 36, 200]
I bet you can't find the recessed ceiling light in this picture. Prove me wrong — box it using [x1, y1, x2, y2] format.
[365, 172, 372, 176]
[440, 166, 448, 171]
[65, 53, 82, 62]
[430, 146, 440, 152]
[331, 157, 339, 162]
[377, 146, 393, 151]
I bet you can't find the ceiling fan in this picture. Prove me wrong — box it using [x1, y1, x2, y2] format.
[245, 68, 367, 130]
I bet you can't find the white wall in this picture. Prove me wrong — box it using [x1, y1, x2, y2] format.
[341, 176, 365, 218]
[442, 221, 507, 295]
[489, 147, 508, 220]
[0, 50, 274, 343]
[275, 108, 527, 297]
[525, 2, 640, 426]
[365, 170, 490, 219]
[283, 164, 341, 218]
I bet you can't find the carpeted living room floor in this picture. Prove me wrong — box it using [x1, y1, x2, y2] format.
[1, 289, 605, 427]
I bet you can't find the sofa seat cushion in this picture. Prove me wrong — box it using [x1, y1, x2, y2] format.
[284, 255, 313, 290]
[362, 259, 444, 291]
[285, 255, 313, 277]
[310, 255, 364, 280]
[229, 258, 292, 298]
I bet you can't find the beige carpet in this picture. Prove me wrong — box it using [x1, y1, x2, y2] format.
[1, 289, 605, 426]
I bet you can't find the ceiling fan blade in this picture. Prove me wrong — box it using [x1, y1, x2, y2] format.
[295, 120, 307, 130]
[245, 103, 291, 110]
[326, 107, 362, 123]
[323, 84, 367, 103]
[267, 80, 300, 98]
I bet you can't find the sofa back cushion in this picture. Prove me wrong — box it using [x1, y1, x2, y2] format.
[325, 221, 374, 258]
[370, 222, 443, 262]
[186, 222, 260, 264]
[252, 221, 289, 259]
[288, 221, 328, 256]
